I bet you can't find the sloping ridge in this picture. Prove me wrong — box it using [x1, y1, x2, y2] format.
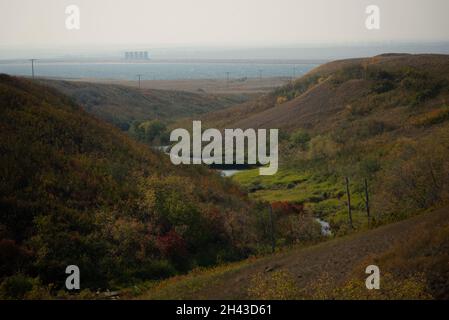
[0, 74, 258, 291]
[227, 54, 449, 131]
[40, 79, 247, 130]
[220, 206, 449, 299]
[141, 206, 449, 299]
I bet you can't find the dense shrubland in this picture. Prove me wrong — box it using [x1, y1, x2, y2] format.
[0, 75, 267, 299]
[41, 79, 249, 131]
[128, 119, 170, 145]
[2, 54, 449, 299]
[233, 54, 449, 237]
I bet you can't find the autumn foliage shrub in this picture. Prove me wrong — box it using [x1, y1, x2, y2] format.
[0, 75, 262, 296]
[373, 130, 449, 221]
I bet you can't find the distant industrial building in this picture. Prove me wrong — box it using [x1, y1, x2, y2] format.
[124, 51, 149, 60]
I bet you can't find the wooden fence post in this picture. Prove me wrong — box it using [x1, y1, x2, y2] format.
[269, 204, 275, 253]
[364, 178, 371, 226]
[345, 177, 353, 229]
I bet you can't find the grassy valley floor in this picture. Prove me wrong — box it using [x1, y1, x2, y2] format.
[232, 167, 369, 235]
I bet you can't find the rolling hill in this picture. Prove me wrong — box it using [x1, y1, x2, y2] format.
[0, 74, 264, 299]
[127, 54, 449, 300]
[200, 54, 449, 132]
[195, 54, 449, 237]
[136, 205, 449, 300]
[1, 53, 449, 300]
[39, 79, 251, 130]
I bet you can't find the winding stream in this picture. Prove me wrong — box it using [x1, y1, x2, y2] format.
[155, 145, 332, 236]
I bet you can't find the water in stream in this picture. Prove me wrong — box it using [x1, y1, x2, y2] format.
[155, 146, 332, 236]
[316, 218, 332, 236]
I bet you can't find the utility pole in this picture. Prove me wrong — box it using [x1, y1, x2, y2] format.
[137, 74, 143, 89]
[345, 177, 353, 229]
[268, 203, 275, 253]
[364, 178, 371, 226]
[30, 59, 37, 79]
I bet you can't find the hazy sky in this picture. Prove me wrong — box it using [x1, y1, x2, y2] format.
[1, 0, 449, 48]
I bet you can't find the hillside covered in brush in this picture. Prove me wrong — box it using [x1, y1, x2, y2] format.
[201, 54, 449, 131]
[0, 75, 265, 298]
[199, 54, 449, 236]
[40, 79, 250, 146]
